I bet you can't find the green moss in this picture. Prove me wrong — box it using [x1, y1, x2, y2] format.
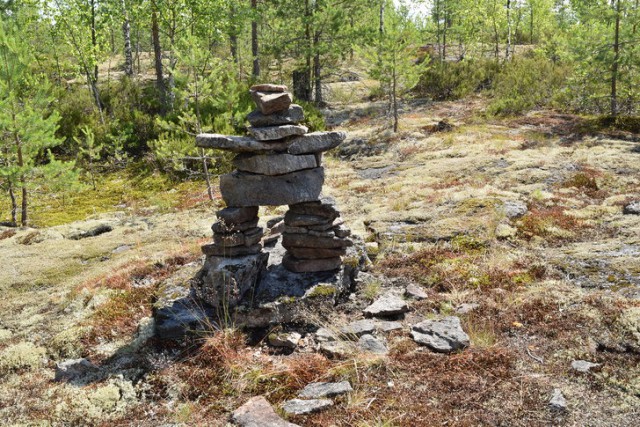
[308, 285, 337, 297]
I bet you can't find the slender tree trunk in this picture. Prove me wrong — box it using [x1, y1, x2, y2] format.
[304, 0, 313, 98]
[91, 0, 98, 82]
[122, 0, 134, 77]
[15, 139, 27, 227]
[392, 55, 398, 132]
[251, 0, 260, 77]
[151, 0, 166, 111]
[379, 0, 385, 35]
[442, 4, 448, 62]
[313, 31, 322, 105]
[611, 0, 621, 117]
[136, 27, 141, 74]
[8, 184, 17, 225]
[505, 0, 512, 61]
[492, 0, 499, 59]
[530, 4, 534, 44]
[229, 5, 239, 64]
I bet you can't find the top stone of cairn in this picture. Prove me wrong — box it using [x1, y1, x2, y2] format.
[250, 84, 292, 115]
[250, 83, 288, 93]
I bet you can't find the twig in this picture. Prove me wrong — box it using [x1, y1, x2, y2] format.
[526, 347, 544, 364]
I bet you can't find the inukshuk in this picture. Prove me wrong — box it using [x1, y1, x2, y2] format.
[195, 84, 351, 309]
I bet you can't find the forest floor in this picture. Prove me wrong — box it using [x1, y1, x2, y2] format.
[1, 81, 639, 426]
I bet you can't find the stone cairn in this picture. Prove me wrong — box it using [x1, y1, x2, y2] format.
[195, 84, 352, 310]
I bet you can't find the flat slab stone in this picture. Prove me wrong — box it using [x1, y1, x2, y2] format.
[282, 253, 342, 273]
[282, 233, 352, 249]
[410, 316, 470, 353]
[232, 396, 299, 427]
[220, 168, 324, 207]
[405, 283, 428, 300]
[213, 227, 263, 248]
[233, 153, 317, 176]
[284, 212, 333, 227]
[269, 332, 301, 349]
[299, 381, 353, 399]
[251, 91, 293, 115]
[286, 246, 347, 259]
[364, 293, 409, 317]
[212, 218, 259, 233]
[288, 131, 346, 154]
[196, 134, 290, 153]
[571, 360, 601, 373]
[217, 206, 259, 224]
[282, 399, 333, 416]
[623, 201, 640, 215]
[376, 320, 403, 332]
[249, 124, 308, 141]
[341, 319, 376, 339]
[251, 84, 288, 93]
[358, 334, 388, 355]
[288, 197, 340, 218]
[247, 105, 304, 127]
[201, 243, 263, 257]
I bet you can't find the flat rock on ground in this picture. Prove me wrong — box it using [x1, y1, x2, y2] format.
[364, 293, 409, 317]
[299, 381, 353, 399]
[571, 360, 601, 373]
[358, 334, 388, 354]
[232, 396, 299, 427]
[411, 316, 470, 353]
[341, 319, 376, 338]
[623, 201, 640, 215]
[282, 399, 333, 415]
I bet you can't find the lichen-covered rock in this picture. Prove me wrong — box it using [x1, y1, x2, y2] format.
[196, 134, 291, 153]
[287, 131, 346, 154]
[299, 381, 353, 398]
[364, 293, 409, 317]
[247, 104, 304, 127]
[233, 153, 317, 176]
[411, 316, 470, 353]
[248, 124, 308, 141]
[232, 396, 299, 427]
[282, 398, 333, 415]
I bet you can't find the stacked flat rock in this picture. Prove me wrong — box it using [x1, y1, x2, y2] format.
[196, 83, 350, 274]
[282, 197, 353, 273]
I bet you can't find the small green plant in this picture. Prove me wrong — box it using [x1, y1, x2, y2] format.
[363, 280, 381, 300]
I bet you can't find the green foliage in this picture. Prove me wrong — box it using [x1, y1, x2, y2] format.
[415, 59, 500, 101]
[297, 101, 326, 132]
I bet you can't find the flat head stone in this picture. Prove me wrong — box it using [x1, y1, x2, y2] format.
[201, 242, 263, 257]
[233, 153, 317, 176]
[287, 131, 346, 154]
[251, 91, 293, 115]
[282, 253, 341, 273]
[251, 83, 288, 93]
[216, 206, 259, 224]
[220, 168, 324, 207]
[286, 246, 347, 259]
[364, 293, 409, 318]
[341, 319, 376, 339]
[282, 232, 352, 249]
[212, 218, 259, 233]
[299, 381, 353, 399]
[410, 316, 470, 353]
[248, 124, 308, 141]
[247, 104, 305, 127]
[232, 396, 299, 427]
[284, 211, 334, 227]
[196, 133, 291, 153]
[282, 398, 333, 416]
[358, 334, 388, 355]
[213, 227, 263, 247]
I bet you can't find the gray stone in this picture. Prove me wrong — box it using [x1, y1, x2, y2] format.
[358, 334, 388, 355]
[251, 84, 288, 93]
[549, 389, 568, 412]
[282, 253, 342, 273]
[248, 125, 308, 141]
[213, 227, 263, 247]
[333, 225, 351, 238]
[217, 206, 259, 224]
[196, 134, 291, 153]
[233, 153, 317, 176]
[319, 340, 351, 358]
[286, 246, 346, 259]
[195, 252, 269, 311]
[251, 91, 293, 115]
[623, 201, 640, 215]
[201, 243, 263, 257]
[288, 131, 346, 155]
[405, 283, 428, 300]
[411, 316, 470, 353]
[341, 319, 376, 338]
[284, 212, 333, 227]
[288, 197, 339, 218]
[282, 233, 352, 249]
[571, 360, 601, 373]
[299, 381, 353, 399]
[315, 327, 338, 342]
[364, 293, 409, 318]
[308, 229, 336, 238]
[232, 396, 299, 427]
[503, 200, 528, 219]
[212, 218, 259, 234]
[220, 168, 324, 207]
[54, 358, 99, 383]
[376, 320, 403, 332]
[455, 303, 480, 315]
[282, 399, 333, 416]
[247, 105, 305, 127]
[67, 223, 113, 240]
[284, 225, 308, 234]
[269, 332, 301, 349]
[308, 218, 344, 232]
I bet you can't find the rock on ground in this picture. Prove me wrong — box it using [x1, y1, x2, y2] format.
[571, 360, 601, 373]
[549, 389, 568, 412]
[299, 381, 353, 398]
[364, 293, 409, 317]
[268, 332, 301, 349]
[232, 396, 299, 427]
[358, 334, 388, 355]
[623, 201, 640, 215]
[54, 358, 99, 383]
[282, 399, 333, 415]
[341, 319, 376, 339]
[410, 316, 470, 353]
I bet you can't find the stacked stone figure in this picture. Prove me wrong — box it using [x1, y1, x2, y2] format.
[196, 83, 351, 283]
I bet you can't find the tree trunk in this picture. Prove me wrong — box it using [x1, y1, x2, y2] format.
[292, 69, 311, 101]
[505, 0, 512, 61]
[611, 0, 621, 117]
[122, 0, 134, 77]
[303, 0, 313, 99]
[151, 0, 166, 112]
[8, 184, 17, 225]
[230, 5, 239, 64]
[251, 0, 259, 77]
[530, 3, 534, 44]
[15, 139, 27, 227]
[392, 55, 398, 132]
[313, 31, 322, 105]
[91, 0, 98, 82]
